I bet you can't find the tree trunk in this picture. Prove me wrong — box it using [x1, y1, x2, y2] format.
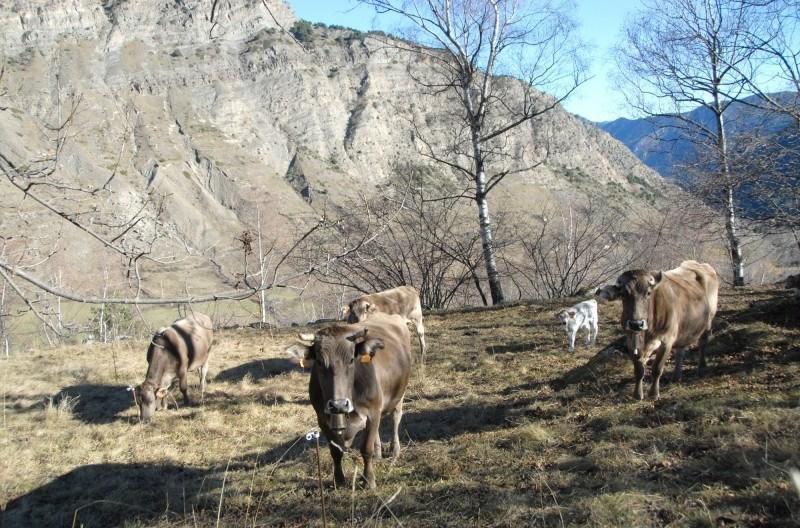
[473, 156, 505, 304]
[712, 98, 745, 286]
[711, 38, 745, 287]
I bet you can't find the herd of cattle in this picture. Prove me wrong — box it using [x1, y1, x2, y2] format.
[135, 260, 719, 488]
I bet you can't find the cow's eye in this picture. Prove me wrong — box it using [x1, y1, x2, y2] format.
[349, 357, 354, 364]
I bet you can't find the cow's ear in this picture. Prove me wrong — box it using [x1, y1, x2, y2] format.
[346, 328, 368, 345]
[341, 305, 350, 318]
[366, 302, 377, 313]
[356, 338, 384, 363]
[568, 309, 577, 319]
[286, 342, 315, 367]
[155, 388, 168, 399]
[595, 284, 620, 302]
[650, 271, 663, 287]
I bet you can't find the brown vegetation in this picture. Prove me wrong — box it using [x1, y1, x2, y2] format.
[1, 287, 798, 526]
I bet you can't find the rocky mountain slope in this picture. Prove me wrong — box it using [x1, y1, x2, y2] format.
[0, 0, 664, 303]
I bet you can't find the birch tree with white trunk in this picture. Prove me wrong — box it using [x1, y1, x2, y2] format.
[615, 0, 779, 286]
[359, 0, 584, 304]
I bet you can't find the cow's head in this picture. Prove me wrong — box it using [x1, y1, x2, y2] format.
[597, 270, 663, 353]
[555, 309, 578, 329]
[346, 299, 377, 324]
[136, 381, 168, 423]
[286, 327, 384, 432]
[137, 333, 171, 423]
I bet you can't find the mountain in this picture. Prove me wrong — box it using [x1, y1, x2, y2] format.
[0, 0, 667, 314]
[599, 94, 798, 185]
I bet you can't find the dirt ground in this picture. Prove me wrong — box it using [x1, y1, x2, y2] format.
[1, 287, 798, 527]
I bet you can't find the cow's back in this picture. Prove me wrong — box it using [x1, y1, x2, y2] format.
[367, 286, 420, 318]
[167, 313, 213, 370]
[654, 261, 718, 346]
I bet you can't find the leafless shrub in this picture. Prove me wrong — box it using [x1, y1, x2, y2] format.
[300, 167, 487, 310]
[503, 198, 642, 300]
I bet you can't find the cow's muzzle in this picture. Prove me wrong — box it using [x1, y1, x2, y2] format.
[326, 398, 353, 415]
[625, 319, 648, 332]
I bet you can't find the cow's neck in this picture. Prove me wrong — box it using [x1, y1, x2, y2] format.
[144, 348, 171, 387]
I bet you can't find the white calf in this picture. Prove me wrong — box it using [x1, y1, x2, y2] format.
[556, 299, 598, 352]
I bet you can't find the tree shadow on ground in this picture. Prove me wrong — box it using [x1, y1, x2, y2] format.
[402, 402, 515, 442]
[722, 291, 799, 329]
[50, 384, 134, 425]
[2, 462, 221, 528]
[214, 358, 298, 383]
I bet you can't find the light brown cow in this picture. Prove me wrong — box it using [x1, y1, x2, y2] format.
[596, 260, 718, 400]
[343, 286, 427, 362]
[286, 313, 412, 489]
[136, 312, 214, 422]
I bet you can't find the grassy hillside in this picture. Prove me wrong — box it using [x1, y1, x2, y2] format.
[1, 287, 798, 527]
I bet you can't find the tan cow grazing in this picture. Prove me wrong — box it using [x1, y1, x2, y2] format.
[596, 260, 718, 400]
[343, 286, 427, 362]
[286, 313, 412, 489]
[136, 312, 214, 422]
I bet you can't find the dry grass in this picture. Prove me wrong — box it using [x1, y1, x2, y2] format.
[1, 288, 799, 527]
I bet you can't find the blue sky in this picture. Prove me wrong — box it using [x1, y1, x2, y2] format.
[288, 0, 640, 122]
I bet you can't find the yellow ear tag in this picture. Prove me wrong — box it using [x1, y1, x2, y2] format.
[359, 354, 372, 364]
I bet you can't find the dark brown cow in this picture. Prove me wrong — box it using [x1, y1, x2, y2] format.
[136, 312, 213, 422]
[343, 286, 427, 362]
[286, 313, 412, 489]
[596, 260, 718, 400]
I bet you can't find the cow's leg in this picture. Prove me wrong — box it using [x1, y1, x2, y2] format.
[199, 361, 209, 400]
[391, 398, 403, 459]
[633, 359, 646, 400]
[328, 442, 346, 488]
[178, 367, 191, 406]
[590, 321, 598, 345]
[698, 328, 712, 372]
[373, 431, 383, 460]
[361, 414, 380, 489]
[649, 343, 671, 400]
[413, 317, 427, 365]
[632, 339, 661, 400]
[568, 331, 576, 353]
[673, 347, 686, 381]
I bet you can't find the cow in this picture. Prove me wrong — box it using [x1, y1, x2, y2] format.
[595, 260, 718, 400]
[342, 285, 427, 362]
[286, 313, 412, 489]
[136, 312, 214, 422]
[555, 299, 598, 352]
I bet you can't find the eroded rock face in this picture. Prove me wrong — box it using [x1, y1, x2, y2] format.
[0, 0, 661, 295]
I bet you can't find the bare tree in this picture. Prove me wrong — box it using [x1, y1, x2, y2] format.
[504, 198, 642, 299]
[358, 0, 584, 304]
[615, 0, 780, 286]
[302, 168, 488, 310]
[733, 0, 800, 122]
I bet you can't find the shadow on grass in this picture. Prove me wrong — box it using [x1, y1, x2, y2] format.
[484, 341, 542, 354]
[51, 384, 134, 425]
[725, 292, 800, 329]
[2, 463, 221, 528]
[214, 358, 298, 382]
[403, 403, 513, 442]
[233, 434, 312, 471]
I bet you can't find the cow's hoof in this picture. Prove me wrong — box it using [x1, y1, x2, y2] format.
[360, 474, 377, 490]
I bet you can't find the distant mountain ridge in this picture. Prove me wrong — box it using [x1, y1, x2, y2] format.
[599, 93, 798, 185]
